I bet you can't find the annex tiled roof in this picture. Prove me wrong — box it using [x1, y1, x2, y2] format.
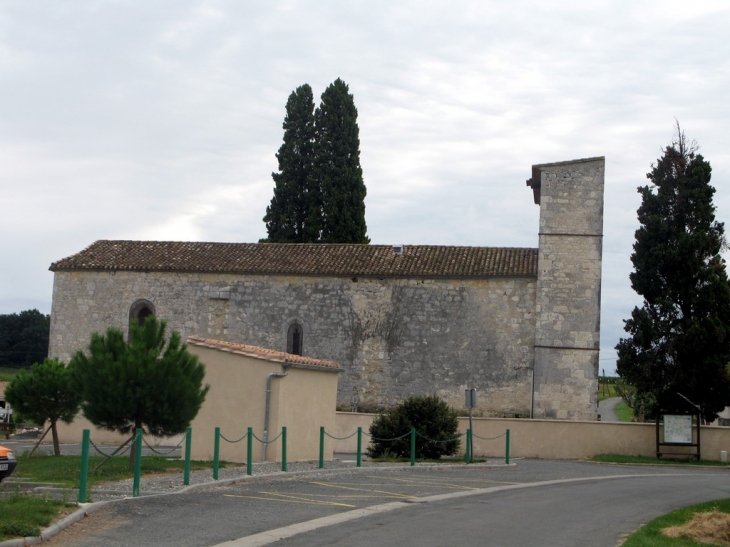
[186, 336, 342, 371]
[50, 240, 538, 278]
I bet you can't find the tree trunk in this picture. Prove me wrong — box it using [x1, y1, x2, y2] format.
[51, 420, 60, 456]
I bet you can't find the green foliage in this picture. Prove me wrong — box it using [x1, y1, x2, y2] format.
[616, 124, 730, 421]
[622, 498, 730, 547]
[614, 401, 634, 422]
[598, 382, 617, 401]
[4, 359, 81, 455]
[0, 309, 50, 369]
[69, 316, 209, 437]
[0, 367, 18, 382]
[0, 493, 64, 541]
[367, 395, 460, 460]
[264, 78, 369, 244]
[14, 453, 221, 488]
[263, 84, 317, 243]
[313, 79, 369, 244]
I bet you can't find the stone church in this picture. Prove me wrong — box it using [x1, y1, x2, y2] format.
[48, 157, 604, 421]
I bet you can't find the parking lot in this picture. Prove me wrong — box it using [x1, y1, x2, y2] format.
[39, 459, 730, 547]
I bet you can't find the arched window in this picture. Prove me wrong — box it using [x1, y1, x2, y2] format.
[287, 323, 303, 356]
[129, 299, 156, 327]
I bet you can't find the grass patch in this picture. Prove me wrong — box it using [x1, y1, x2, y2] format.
[0, 492, 70, 541]
[14, 453, 224, 489]
[598, 383, 618, 401]
[622, 497, 730, 547]
[0, 367, 20, 382]
[589, 454, 728, 467]
[615, 401, 634, 422]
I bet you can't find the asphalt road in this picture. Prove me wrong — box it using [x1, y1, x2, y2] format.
[41, 460, 730, 547]
[598, 397, 621, 422]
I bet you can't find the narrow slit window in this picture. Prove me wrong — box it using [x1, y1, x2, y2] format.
[287, 323, 303, 355]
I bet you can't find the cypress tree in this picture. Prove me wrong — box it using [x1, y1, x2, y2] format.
[313, 78, 369, 243]
[616, 124, 730, 421]
[263, 84, 316, 242]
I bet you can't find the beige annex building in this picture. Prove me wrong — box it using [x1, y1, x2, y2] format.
[186, 336, 341, 463]
[49, 157, 605, 421]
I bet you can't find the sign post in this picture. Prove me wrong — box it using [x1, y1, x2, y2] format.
[465, 388, 477, 463]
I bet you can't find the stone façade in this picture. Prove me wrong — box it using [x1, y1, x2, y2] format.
[49, 157, 604, 420]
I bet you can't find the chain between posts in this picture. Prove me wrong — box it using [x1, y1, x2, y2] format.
[323, 430, 359, 440]
[250, 430, 283, 444]
[415, 431, 464, 443]
[220, 431, 249, 443]
[89, 437, 133, 458]
[470, 431, 506, 440]
[365, 431, 412, 442]
[142, 434, 186, 455]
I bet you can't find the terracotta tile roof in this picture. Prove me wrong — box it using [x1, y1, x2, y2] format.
[50, 240, 538, 278]
[186, 336, 342, 371]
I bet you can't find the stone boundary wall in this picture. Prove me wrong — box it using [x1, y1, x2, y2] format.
[332, 412, 730, 462]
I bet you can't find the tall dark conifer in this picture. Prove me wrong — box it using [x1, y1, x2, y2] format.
[616, 124, 730, 421]
[263, 84, 316, 242]
[312, 79, 369, 243]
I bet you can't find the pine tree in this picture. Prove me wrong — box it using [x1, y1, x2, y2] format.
[616, 124, 730, 421]
[70, 317, 209, 464]
[263, 84, 316, 242]
[313, 79, 369, 243]
[4, 359, 81, 455]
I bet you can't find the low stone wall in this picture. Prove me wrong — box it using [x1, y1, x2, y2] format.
[333, 412, 730, 461]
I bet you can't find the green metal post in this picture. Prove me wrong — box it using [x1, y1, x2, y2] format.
[133, 428, 142, 497]
[505, 428, 510, 464]
[282, 426, 287, 472]
[183, 427, 192, 486]
[319, 426, 325, 469]
[410, 428, 416, 466]
[246, 427, 253, 476]
[78, 429, 90, 503]
[213, 427, 220, 480]
[356, 427, 362, 467]
[465, 429, 471, 464]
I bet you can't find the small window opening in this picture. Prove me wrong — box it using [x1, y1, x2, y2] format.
[287, 323, 303, 356]
[129, 299, 156, 328]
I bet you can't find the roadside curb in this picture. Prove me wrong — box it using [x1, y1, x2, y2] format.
[580, 459, 730, 471]
[0, 460, 513, 546]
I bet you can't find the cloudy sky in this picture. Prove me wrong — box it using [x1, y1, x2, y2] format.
[2, 1, 729, 375]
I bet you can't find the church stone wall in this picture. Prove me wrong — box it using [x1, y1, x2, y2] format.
[50, 271, 537, 416]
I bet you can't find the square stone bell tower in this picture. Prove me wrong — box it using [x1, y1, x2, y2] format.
[527, 157, 605, 420]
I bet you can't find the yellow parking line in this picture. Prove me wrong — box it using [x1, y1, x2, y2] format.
[266, 492, 404, 500]
[224, 494, 355, 508]
[309, 481, 416, 500]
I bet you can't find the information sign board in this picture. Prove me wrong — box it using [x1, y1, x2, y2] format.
[663, 414, 693, 444]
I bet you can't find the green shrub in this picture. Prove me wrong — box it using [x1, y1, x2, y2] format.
[367, 395, 460, 460]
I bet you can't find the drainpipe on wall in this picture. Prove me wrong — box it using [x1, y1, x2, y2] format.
[530, 366, 535, 419]
[262, 364, 290, 461]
